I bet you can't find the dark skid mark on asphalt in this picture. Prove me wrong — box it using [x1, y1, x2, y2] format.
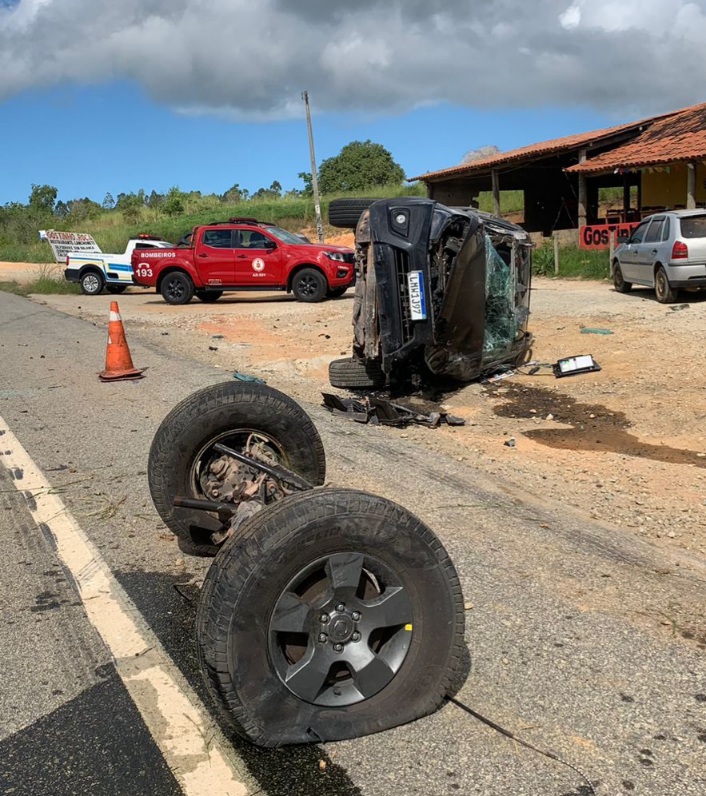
[0, 670, 181, 796]
[489, 383, 706, 467]
[116, 568, 363, 796]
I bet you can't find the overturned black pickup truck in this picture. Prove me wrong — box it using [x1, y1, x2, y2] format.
[328, 198, 533, 389]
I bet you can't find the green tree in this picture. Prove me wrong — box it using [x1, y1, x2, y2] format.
[221, 183, 242, 203]
[102, 192, 115, 210]
[298, 172, 313, 196]
[29, 184, 58, 214]
[318, 140, 405, 193]
[116, 191, 145, 224]
[162, 186, 187, 216]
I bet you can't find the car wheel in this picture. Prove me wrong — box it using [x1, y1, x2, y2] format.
[106, 284, 128, 294]
[80, 271, 104, 295]
[654, 266, 677, 303]
[197, 488, 466, 746]
[195, 290, 223, 303]
[328, 198, 378, 229]
[329, 357, 386, 389]
[612, 261, 632, 293]
[328, 286, 348, 299]
[292, 268, 327, 302]
[160, 271, 195, 305]
[148, 381, 326, 556]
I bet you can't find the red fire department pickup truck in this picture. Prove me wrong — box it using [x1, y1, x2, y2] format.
[131, 218, 355, 304]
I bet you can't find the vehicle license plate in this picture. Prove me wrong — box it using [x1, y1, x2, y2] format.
[407, 271, 427, 321]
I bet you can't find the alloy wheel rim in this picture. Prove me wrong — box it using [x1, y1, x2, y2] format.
[268, 552, 413, 707]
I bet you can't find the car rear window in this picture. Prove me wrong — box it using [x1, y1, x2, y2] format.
[679, 215, 706, 238]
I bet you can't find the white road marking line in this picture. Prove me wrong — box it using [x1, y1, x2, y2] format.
[0, 419, 249, 796]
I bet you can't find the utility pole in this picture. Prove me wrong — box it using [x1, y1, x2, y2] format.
[302, 90, 324, 244]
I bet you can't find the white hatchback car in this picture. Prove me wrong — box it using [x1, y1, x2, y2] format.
[612, 209, 706, 303]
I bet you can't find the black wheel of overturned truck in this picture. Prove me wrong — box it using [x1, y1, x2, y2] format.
[80, 270, 104, 295]
[106, 284, 128, 294]
[328, 198, 377, 229]
[195, 290, 223, 303]
[160, 271, 195, 305]
[291, 268, 327, 302]
[148, 381, 326, 556]
[197, 488, 466, 746]
[329, 356, 386, 389]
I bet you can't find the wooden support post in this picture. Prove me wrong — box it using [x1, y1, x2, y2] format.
[491, 169, 501, 217]
[577, 148, 587, 229]
[623, 175, 631, 216]
[553, 234, 560, 276]
[687, 163, 697, 209]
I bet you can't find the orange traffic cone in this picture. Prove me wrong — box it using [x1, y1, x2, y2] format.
[99, 301, 144, 381]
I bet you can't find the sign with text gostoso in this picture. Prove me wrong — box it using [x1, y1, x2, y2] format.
[39, 229, 103, 262]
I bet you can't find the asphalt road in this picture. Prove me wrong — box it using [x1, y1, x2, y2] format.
[1, 290, 704, 796]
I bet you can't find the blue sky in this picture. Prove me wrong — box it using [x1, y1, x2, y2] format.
[0, 82, 626, 205]
[1, 0, 705, 206]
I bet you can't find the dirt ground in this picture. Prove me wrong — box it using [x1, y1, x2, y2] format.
[12, 263, 706, 566]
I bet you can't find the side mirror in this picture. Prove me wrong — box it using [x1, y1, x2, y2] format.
[264, 239, 277, 250]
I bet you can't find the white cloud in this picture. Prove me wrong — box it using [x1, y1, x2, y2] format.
[559, 4, 581, 30]
[1, 0, 706, 119]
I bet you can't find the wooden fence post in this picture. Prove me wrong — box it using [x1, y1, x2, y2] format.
[609, 233, 615, 277]
[553, 234, 559, 276]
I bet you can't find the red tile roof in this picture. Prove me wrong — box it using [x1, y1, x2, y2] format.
[567, 102, 706, 175]
[410, 106, 690, 183]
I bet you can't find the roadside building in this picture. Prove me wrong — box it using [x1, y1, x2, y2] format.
[411, 102, 706, 245]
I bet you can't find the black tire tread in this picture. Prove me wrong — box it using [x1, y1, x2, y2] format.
[328, 198, 377, 229]
[197, 488, 465, 746]
[329, 356, 385, 388]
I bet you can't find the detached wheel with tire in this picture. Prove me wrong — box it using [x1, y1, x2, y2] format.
[291, 268, 327, 302]
[329, 356, 386, 389]
[106, 284, 128, 294]
[148, 381, 326, 556]
[80, 270, 104, 295]
[612, 261, 632, 293]
[654, 266, 677, 303]
[195, 290, 223, 303]
[197, 488, 466, 746]
[160, 271, 195, 305]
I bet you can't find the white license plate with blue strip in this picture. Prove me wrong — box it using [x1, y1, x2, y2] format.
[407, 270, 427, 321]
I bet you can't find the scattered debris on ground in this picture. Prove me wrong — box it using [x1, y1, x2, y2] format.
[322, 393, 465, 428]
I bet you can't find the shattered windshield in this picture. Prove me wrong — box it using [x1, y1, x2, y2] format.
[482, 235, 531, 366]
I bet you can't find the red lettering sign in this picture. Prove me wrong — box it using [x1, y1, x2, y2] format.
[579, 222, 639, 250]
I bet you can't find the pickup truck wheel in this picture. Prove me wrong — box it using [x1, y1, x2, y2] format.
[328, 286, 348, 299]
[148, 381, 326, 556]
[80, 271, 104, 295]
[195, 290, 223, 303]
[197, 488, 466, 746]
[329, 357, 386, 389]
[106, 284, 128, 294]
[292, 268, 327, 302]
[161, 271, 195, 305]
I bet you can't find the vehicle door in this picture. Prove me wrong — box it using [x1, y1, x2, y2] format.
[194, 228, 236, 286]
[234, 229, 284, 285]
[635, 216, 666, 285]
[618, 220, 650, 282]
